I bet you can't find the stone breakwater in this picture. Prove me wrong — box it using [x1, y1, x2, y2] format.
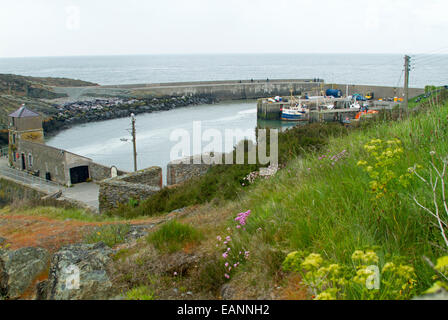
[43, 95, 217, 134]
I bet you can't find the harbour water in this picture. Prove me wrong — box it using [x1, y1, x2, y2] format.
[46, 101, 264, 179]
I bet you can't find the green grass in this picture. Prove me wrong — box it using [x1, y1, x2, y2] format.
[107, 122, 360, 219]
[146, 220, 203, 253]
[84, 224, 131, 247]
[230, 96, 448, 298]
[125, 286, 155, 300]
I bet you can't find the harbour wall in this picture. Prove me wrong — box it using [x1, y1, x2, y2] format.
[78, 80, 425, 102]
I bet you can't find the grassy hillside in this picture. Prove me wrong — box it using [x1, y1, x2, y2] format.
[2, 88, 447, 300]
[221, 95, 448, 299]
[0, 74, 97, 130]
[107, 92, 448, 300]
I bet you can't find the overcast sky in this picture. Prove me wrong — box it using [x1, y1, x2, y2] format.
[1, 0, 447, 58]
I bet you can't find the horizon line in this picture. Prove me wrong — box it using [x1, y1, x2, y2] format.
[1, 52, 444, 59]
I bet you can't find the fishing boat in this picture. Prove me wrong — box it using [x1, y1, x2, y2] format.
[280, 105, 308, 121]
[280, 92, 309, 121]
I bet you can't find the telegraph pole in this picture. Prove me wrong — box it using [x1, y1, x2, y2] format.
[403, 55, 411, 114]
[131, 113, 137, 172]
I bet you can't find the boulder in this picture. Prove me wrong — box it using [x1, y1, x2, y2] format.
[41, 242, 114, 300]
[0, 247, 50, 299]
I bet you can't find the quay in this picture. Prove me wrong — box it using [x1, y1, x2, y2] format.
[257, 83, 425, 121]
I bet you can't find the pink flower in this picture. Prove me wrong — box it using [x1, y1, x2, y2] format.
[234, 264, 238, 268]
[226, 236, 231, 242]
[222, 252, 228, 259]
[173, 272, 178, 276]
[217, 236, 222, 241]
[227, 248, 231, 252]
[224, 274, 230, 279]
[236, 225, 241, 229]
[225, 262, 229, 267]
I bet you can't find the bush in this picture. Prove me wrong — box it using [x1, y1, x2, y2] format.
[84, 224, 131, 247]
[125, 286, 155, 300]
[146, 220, 203, 253]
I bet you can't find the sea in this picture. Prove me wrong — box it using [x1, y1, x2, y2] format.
[1, 54, 446, 177]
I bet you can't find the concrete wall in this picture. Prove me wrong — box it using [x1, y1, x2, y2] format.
[98, 167, 162, 212]
[11, 141, 93, 185]
[12, 140, 68, 185]
[132, 81, 322, 100]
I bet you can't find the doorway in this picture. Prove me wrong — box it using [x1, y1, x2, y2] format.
[69, 166, 90, 184]
[21, 153, 25, 170]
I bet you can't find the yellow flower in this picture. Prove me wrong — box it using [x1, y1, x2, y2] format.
[357, 160, 368, 166]
[301, 253, 323, 270]
[382, 262, 396, 273]
[315, 288, 338, 300]
[435, 256, 448, 275]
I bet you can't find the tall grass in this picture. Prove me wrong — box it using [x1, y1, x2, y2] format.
[233, 98, 448, 296]
[147, 220, 203, 253]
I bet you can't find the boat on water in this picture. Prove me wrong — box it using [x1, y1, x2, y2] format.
[280, 94, 309, 121]
[280, 105, 308, 121]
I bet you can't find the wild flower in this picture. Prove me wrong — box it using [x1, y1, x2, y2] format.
[301, 253, 323, 271]
[435, 256, 448, 275]
[358, 138, 411, 199]
[283, 249, 418, 300]
[235, 210, 251, 227]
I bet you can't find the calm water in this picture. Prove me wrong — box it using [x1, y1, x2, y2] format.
[1, 54, 447, 88]
[46, 101, 263, 182]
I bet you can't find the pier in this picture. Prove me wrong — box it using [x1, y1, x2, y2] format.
[257, 83, 425, 122]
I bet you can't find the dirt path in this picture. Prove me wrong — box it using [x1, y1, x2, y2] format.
[0, 208, 192, 252]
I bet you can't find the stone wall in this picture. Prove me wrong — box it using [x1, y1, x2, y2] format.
[89, 162, 127, 182]
[0, 177, 46, 206]
[167, 153, 223, 186]
[98, 167, 162, 213]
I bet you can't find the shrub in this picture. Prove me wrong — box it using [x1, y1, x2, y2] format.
[146, 220, 203, 253]
[282, 250, 418, 300]
[84, 224, 131, 247]
[125, 286, 155, 300]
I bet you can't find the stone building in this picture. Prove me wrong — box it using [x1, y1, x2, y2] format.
[8, 104, 121, 186]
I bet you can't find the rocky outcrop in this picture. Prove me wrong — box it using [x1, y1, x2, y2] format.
[39, 242, 114, 300]
[0, 247, 50, 299]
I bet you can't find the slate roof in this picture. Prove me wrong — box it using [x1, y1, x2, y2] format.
[8, 105, 40, 118]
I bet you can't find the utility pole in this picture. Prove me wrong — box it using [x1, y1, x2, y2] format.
[131, 113, 137, 172]
[403, 55, 411, 114]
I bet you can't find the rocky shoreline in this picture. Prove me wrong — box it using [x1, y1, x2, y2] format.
[43, 95, 218, 135]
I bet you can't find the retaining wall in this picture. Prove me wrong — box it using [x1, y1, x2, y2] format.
[99, 167, 162, 212]
[167, 153, 223, 186]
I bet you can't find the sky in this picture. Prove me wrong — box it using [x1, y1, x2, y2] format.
[0, 0, 447, 58]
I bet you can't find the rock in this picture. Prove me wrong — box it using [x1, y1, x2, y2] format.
[42, 242, 114, 300]
[220, 284, 234, 300]
[0, 247, 50, 299]
[0, 237, 6, 245]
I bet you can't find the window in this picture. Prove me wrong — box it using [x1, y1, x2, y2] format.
[28, 154, 33, 168]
